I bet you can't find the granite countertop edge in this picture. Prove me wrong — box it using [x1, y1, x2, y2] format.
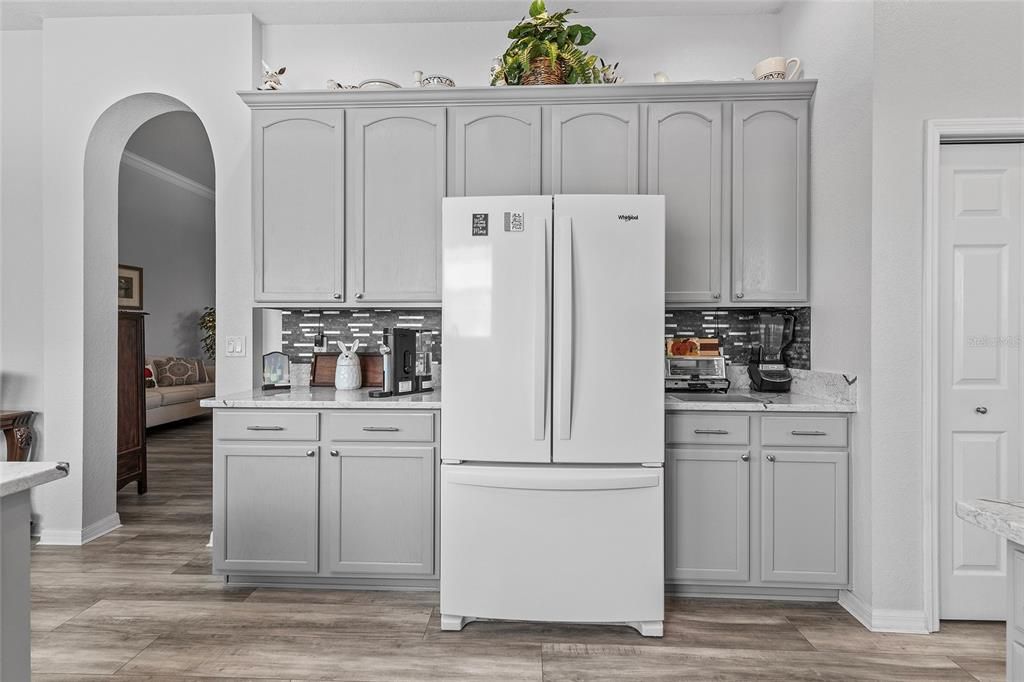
[956, 499, 1024, 545]
[0, 462, 70, 498]
[202, 387, 854, 413]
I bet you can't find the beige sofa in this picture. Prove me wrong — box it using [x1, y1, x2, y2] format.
[145, 356, 215, 428]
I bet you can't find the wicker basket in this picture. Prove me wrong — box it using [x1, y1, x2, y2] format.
[522, 57, 565, 85]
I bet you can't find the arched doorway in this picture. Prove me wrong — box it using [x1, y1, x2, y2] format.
[78, 93, 215, 541]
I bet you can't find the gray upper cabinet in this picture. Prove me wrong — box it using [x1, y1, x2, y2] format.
[450, 106, 541, 196]
[320, 445, 435, 576]
[551, 104, 639, 194]
[253, 110, 345, 304]
[214, 444, 319, 575]
[347, 108, 446, 303]
[667, 448, 750, 582]
[731, 100, 809, 303]
[648, 103, 724, 304]
[760, 449, 848, 585]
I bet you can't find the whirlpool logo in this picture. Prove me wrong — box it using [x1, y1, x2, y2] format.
[618, 214, 639, 222]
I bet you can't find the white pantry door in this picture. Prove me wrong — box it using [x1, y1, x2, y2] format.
[939, 142, 1023, 620]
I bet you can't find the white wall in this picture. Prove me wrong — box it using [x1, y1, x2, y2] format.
[870, 0, 1024, 622]
[118, 161, 215, 358]
[34, 14, 259, 541]
[263, 14, 782, 89]
[1, 31, 45, 473]
[779, 0, 874, 615]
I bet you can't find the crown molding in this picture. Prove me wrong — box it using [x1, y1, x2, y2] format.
[120, 151, 214, 201]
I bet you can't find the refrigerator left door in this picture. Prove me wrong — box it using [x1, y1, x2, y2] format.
[441, 196, 553, 463]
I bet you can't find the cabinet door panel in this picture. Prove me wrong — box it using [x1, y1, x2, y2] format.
[254, 110, 345, 303]
[214, 444, 319, 574]
[551, 104, 639, 194]
[451, 106, 541, 196]
[648, 103, 724, 303]
[732, 100, 808, 302]
[761, 449, 848, 585]
[321, 445, 435, 575]
[347, 108, 445, 303]
[666, 448, 750, 582]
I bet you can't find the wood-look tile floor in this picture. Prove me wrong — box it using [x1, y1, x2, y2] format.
[30, 416, 1005, 680]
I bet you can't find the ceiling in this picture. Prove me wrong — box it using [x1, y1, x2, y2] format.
[1, 0, 785, 30]
[124, 111, 215, 189]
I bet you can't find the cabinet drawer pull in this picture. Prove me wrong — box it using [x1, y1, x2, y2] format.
[790, 430, 828, 436]
[246, 425, 284, 431]
[305, 449, 316, 457]
[362, 426, 400, 432]
[694, 429, 730, 435]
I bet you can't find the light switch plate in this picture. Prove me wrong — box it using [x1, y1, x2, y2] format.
[225, 335, 247, 357]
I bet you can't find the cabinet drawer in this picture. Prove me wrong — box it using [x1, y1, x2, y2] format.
[761, 416, 847, 448]
[215, 411, 319, 441]
[324, 411, 435, 442]
[666, 414, 750, 445]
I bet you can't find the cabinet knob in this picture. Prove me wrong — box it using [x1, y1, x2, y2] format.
[354, 292, 364, 300]
[712, 292, 721, 300]
[306, 449, 316, 457]
[766, 454, 776, 462]
[736, 292, 745, 299]
[330, 449, 340, 457]
[332, 293, 342, 300]
[740, 453, 749, 462]
[976, 406, 988, 414]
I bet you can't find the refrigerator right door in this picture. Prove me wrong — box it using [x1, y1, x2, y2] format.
[552, 195, 666, 464]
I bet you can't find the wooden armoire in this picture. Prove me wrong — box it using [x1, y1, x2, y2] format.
[117, 310, 148, 493]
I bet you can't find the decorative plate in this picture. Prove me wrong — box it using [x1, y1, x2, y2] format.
[357, 79, 402, 90]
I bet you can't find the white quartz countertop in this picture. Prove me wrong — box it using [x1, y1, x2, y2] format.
[0, 461, 69, 498]
[202, 386, 853, 413]
[202, 387, 442, 409]
[956, 498, 1024, 546]
[664, 390, 857, 413]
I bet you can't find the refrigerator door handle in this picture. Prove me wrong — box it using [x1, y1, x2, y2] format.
[557, 216, 574, 441]
[533, 219, 548, 441]
[446, 470, 660, 491]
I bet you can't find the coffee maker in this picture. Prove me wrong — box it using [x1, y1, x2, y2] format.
[369, 328, 434, 398]
[748, 313, 795, 392]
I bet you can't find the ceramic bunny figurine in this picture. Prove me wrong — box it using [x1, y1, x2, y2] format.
[259, 65, 287, 91]
[334, 340, 362, 390]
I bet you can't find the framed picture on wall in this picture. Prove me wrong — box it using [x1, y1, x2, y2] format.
[117, 265, 144, 310]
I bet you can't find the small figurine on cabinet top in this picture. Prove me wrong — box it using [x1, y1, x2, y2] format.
[259, 65, 287, 90]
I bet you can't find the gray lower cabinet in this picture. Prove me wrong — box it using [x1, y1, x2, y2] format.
[253, 109, 345, 304]
[760, 449, 849, 585]
[214, 444, 320, 575]
[648, 102, 724, 304]
[450, 106, 541, 196]
[731, 99, 809, 303]
[1011, 543, 1024, 681]
[550, 103, 639, 194]
[666, 448, 750, 582]
[346, 108, 446, 304]
[320, 445, 435, 576]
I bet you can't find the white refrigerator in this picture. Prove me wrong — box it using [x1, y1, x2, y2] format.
[440, 195, 666, 637]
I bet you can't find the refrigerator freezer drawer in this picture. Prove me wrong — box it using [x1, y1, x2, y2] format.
[440, 464, 664, 632]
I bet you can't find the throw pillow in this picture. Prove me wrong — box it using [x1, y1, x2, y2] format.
[144, 364, 157, 389]
[153, 357, 201, 387]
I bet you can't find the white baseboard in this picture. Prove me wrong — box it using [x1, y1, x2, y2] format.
[839, 590, 931, 634]
[35, 513, 122, 546]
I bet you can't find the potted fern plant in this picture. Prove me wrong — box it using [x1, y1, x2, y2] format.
[492, 0, 603, 85]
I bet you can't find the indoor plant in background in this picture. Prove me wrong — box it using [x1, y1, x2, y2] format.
[198, 306, 215, 360]
[491, 0, 604, 85]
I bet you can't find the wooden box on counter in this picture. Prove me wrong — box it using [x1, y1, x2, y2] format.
[310, 352, 383, 388]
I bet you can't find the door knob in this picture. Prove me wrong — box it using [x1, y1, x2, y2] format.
[976, 406, 988, 415]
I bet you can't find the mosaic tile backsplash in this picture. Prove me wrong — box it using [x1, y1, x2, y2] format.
[281, 309, 442, 363]
[281, 306, 810, 370]
[665, 307, 811, 369]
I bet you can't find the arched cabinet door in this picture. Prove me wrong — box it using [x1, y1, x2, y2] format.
[731, 100, 809, 303]
[550, 104, 639, 194]
[254, 110, 345, 304]
[648, 102, 724, 304]
[347, 108, 446, 304]
[450, 106, 541, 196]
